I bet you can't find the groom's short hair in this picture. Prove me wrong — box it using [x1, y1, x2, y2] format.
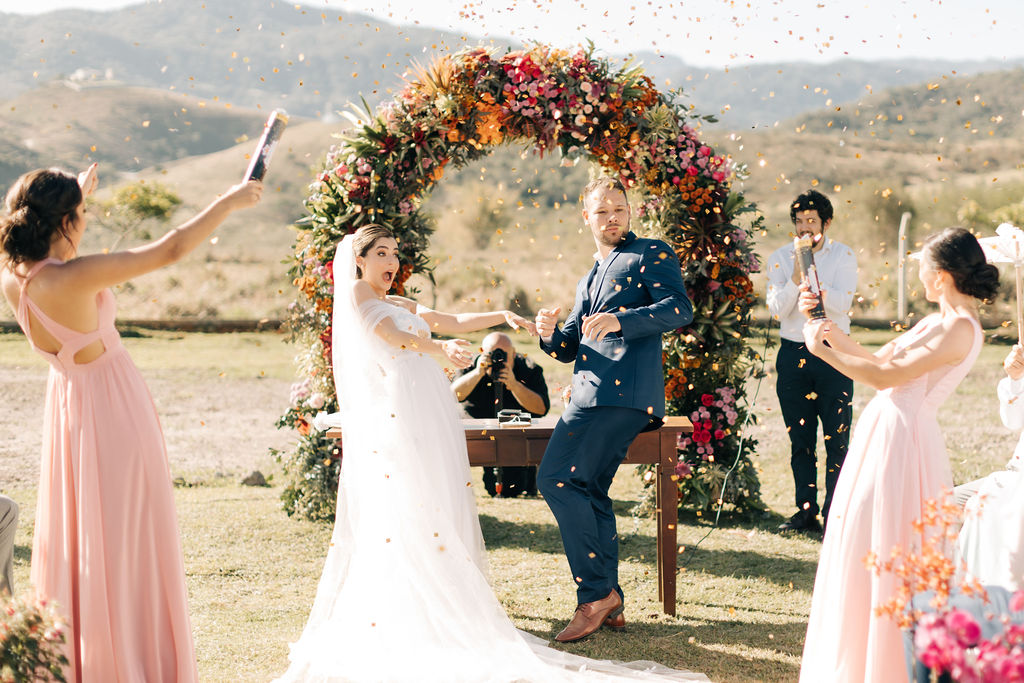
[580, 177, 629, 207]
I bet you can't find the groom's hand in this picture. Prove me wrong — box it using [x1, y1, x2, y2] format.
[536, 307, 561, 339]
[581, 312, 621, 341]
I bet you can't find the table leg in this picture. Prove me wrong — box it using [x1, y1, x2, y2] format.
[657, 431, 678, 616]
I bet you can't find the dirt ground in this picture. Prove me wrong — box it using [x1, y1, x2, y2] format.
[0, 332, 294, 490]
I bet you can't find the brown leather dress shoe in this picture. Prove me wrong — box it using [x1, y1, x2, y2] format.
[603, 605, 626, 632]
[554, 590, 623, 643]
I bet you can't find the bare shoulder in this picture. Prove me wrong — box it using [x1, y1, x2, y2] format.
[351, 279, 378, 305]
[941, 315, 979, 341]
[933, 315, 979, 362]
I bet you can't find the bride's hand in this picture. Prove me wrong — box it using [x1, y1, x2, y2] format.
[441, 339, 474, 368]
[504, 311, 537, 336]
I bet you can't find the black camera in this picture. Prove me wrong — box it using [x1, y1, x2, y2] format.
[486, 348, 507, 379]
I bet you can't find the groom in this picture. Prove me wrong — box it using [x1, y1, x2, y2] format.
[535, 177, 692, 642]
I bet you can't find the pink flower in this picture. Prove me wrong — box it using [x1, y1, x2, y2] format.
[1006, 624, 1024, 647]
[1011, 590, 1024, 613]
[998, 646, 1024, 680]
[675, 461, 693, 478]
[686, 166, 699, 177]
[976, 639, 1014, 681]
[915, 613, 960, 673]
[712, 171, 726, 182]
[945, 609, 981, 648]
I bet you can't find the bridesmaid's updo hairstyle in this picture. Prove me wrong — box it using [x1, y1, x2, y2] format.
[1, 168, 82, 265]
[924, 227, 1000, 303]
[351, 224, 395, 279]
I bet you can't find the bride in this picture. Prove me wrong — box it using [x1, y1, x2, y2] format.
[275, 225, 707, 682]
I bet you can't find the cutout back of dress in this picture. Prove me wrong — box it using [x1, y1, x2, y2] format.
[13, 258, 121, 370]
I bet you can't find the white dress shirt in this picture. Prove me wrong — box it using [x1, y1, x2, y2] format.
[765, 236, 858, 343]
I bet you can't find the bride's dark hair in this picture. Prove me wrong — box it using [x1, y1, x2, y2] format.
[924, 227, 1000, 303]
[1, 168, 82, 265]
[351, 224, 395, 279]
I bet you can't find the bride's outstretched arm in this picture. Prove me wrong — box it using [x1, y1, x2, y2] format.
[352, 282, 474, 367]
[802, 316, 975, 390]
[387, 296, 536, 336]
[371, 316, 474, 368]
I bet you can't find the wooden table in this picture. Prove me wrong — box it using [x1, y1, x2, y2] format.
[327, 415, 692, 615]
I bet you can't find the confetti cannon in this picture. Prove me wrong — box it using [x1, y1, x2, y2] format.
[244, 109, 289, 182]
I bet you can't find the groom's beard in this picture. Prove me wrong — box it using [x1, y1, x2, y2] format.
[597, 227, 627, 248]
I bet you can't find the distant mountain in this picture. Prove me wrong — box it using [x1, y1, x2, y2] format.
[3, 0, 1022, 130]
[634, 53, 1024, 129]
[0, 82, 272, 187]
[0, 0, 477, 122]
[790, 67, 1024, 143]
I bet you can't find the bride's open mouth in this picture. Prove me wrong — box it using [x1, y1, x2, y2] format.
[382, 269, 394, 285]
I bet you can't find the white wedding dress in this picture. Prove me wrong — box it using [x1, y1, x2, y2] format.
[274, 236, 707, 683]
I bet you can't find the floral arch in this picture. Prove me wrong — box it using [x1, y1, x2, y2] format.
[275, 44, 766, 521]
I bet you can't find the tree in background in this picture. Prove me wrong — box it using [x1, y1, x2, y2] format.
[92, 181, 182, 251]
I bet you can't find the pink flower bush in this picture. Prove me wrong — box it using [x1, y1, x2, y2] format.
[909, 588, 1024, 681]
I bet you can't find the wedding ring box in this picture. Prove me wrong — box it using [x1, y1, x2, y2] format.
[497, 409, 532, 428]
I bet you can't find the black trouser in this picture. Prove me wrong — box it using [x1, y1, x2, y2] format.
[775, 339, 853, 522]
[483, 466, 537, 497]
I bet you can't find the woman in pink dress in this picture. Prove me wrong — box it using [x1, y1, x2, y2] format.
[0, 165, 261, 682]
[797, 227, 999, 683]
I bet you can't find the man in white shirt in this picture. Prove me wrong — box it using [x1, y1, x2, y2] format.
[766, 190, 858, 534]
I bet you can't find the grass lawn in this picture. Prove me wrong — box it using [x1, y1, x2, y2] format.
[3, 325, 1017, 682]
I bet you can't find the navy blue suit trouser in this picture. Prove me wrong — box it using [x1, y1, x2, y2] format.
[538, 403, 651, 605]
[775, 339, 853, 523]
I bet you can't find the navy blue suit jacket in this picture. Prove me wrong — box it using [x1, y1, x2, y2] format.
[540, 232, 693, 422]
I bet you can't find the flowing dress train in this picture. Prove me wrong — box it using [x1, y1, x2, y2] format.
[276, 299, 707, 682]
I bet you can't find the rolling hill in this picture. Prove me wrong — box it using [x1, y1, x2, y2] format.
[2, 0, 1020, 130]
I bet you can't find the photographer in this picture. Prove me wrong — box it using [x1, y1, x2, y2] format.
[451, 332, 550, 497]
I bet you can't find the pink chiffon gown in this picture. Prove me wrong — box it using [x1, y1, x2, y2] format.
[799, 313, 982, 683]
[14, 258, 197, 682]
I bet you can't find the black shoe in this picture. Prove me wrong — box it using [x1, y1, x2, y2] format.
[778, 509, 822, 532]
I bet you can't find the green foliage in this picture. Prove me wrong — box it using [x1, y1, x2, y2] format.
[94, 180, 182, 250]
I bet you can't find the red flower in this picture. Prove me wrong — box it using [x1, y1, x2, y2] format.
[714, 429, 725, 440]
[701, 393, 714, 406]
[693, 430, 712, 444]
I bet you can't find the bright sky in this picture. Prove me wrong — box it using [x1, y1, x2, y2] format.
[3, 0, 1024, 68]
